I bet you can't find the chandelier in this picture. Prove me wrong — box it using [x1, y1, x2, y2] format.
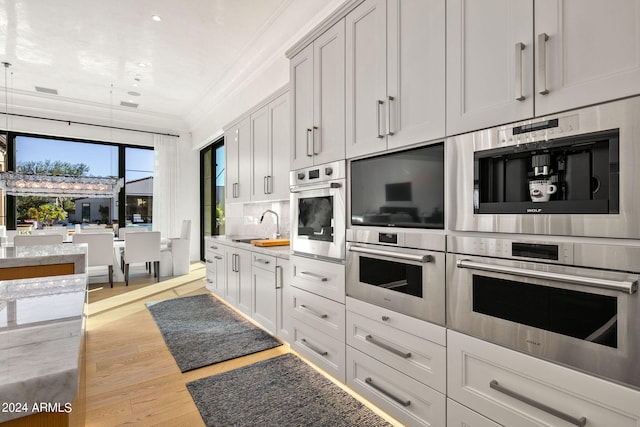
[0, 172, 124, 198]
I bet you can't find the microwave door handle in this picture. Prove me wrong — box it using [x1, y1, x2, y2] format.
[290, 182, 342, 193]
[349, 245, 433, 263]
[457, 259, 638, 295]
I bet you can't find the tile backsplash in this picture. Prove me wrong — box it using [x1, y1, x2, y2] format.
[224, 200, 290, 239]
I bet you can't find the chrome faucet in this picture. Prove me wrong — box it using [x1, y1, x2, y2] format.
[260, 209, 280, 238]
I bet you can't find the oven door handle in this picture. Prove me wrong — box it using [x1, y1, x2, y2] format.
[349, 245, 433, 263]
[457, 259, 638, 295]
[290, 182, 342, 193]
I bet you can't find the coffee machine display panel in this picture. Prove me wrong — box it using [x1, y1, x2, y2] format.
[473, 129, 619, 215]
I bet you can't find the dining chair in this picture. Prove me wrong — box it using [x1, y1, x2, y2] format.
[118, 227, 148, 240]
[160, 219, 192, 276]
[73, 232, 115, 287]
[122, 231, 161, 286]
[14, 234, 64, 247]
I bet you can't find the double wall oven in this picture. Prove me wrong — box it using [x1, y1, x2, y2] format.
[346, 142, 447, 325]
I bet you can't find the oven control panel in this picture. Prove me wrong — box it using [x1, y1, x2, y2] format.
[290, 160, 345, 186]
[448, 236, 574, 265]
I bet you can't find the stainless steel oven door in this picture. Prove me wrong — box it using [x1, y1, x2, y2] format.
[447, 252, 640, 389]
[290, 180, 346, 260]
[346, 242, 445, 325]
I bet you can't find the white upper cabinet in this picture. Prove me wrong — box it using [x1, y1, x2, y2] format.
[446, 0, 534, 136]
[251, 92, 290, 201]
[534, 0, 640, 116]
[447, 0, 640, 135]
[290, 20, 345, 170]
[346, 0, 446, 159]
[225, 117, 251, 203]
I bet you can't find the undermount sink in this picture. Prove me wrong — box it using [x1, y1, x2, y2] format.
[231, 237, 268, 243]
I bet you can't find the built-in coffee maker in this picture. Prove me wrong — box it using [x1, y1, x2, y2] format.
[473, 126, 619, 214]
[448, 96, 640, 239]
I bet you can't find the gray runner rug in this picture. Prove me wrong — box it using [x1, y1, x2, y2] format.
[147, 294, 282, 372]
[186, 353, 393, 427]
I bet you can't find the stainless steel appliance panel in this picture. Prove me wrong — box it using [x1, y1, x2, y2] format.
[447, 236, 640, 390]
[448, 96, 640, 238]
[347, 241, 445, 325]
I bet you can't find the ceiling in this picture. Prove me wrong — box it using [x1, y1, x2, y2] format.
[0, 0, 336, 129]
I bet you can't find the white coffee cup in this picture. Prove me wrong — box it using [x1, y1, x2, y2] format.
[529, 179, 557, 202]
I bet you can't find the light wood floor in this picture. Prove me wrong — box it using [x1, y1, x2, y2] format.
[84, 262, 402, 426]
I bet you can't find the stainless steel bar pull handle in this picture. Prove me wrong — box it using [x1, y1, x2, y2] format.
[290, 182, 342, 193]
[386, 95, 394, 135]
[538, 33, 550, 95]
[300, 304, 328, 319]
[275, 265, 282, 289]
[349, 245, 433, 263]
[515, 42, 525, 101]
[365, 377, 411, 407]
[365, 335, 411, 358]
[457, 259, 638, 294]
[306, 128, 313, 157]
[214, 256, 223, 260]
[490, 380, 586, 427]
[298, 271, 328, 282]
[300, 338, 328, 356]
[376, 100, 384, 138]
[312, 126, 319, 155]
[255, 258, 270, 265]
[206, 259, 213, 264]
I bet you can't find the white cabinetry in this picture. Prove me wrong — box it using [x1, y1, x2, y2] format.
[204, 239, 225, 296]
[290, 254, 346, 381]
[345, 0, 445, 159]
[251, 92, 290, 201]
[275, 257, 292, 342]
[225, 246, 251, 314]
[225, 117, 251, 202]
[251, 252, 277, 334]
[447, 399, 501, 427]
[448, 330, 640, 427]
[346, 297, 446, 426]
[447, 0, 640, 135]
[290, 20, 345, 170]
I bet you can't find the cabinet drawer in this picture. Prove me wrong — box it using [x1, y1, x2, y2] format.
[292, 286, 345, 342]
[291, 318, 345, 382]
[448, 330, 640, 427]
[291, 255, 345, 303]
[346, 310, 445, 392]
[447, 399, 501, 427]
[205, 270, 215, 291]
[252, 252, 276, 273]
[205, 239, 225, 256]
[347, 347, 445, 427]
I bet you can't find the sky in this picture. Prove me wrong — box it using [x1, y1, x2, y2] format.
[15, 136, 153, 180]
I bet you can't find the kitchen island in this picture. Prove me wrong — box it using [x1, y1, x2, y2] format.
[0, 273, 87, 426]
[0, 244, 87, 280]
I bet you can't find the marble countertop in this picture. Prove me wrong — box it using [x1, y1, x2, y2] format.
[0, 273, 87, 422]
[0, 244, 88, 274]
[209, 236, 291, 259]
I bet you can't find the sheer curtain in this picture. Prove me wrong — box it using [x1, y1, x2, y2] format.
[153, 134, 179, 238]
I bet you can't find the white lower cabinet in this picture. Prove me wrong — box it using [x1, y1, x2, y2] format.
[251, 253, 277, 334]
[447, 399, 500, 427]
[448, 330, 640, 427]
[204, 239, 225, 296]
[275, 257, 292, 342]
[347, 347, 445, 427]
[292, 286, 345, 340]
[292, 316, 345, 382]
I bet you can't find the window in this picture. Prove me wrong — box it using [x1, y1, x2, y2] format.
[124, 147, 154, 228]
[200, 137, 224, 259]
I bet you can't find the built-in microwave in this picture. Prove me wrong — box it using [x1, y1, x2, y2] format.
[449, 96, 640, 238]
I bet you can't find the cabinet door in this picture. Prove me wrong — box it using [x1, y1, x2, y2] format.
[225, 247, 239, 306]
[535, 0, 640, 116]
[313, 20, 346, 165]
[250, 105, 270, 201]
[225, 117, 251, 202]
[252, 265, 277, 334]
[236, 248, 252, 316]
[446, 0, 534, 135]
[214, 253, 225, 296]
[268, 93, 290, 200]
[345, 0, 388, 159]
[290, 44, 314, 170]
[386, 0, 445, 150]
[276, 258, 292, 342]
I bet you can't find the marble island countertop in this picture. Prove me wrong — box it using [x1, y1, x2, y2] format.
[0, 273, 87, 423]
[0, 244, 87, 274]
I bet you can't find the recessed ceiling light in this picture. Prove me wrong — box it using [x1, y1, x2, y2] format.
[152, 15, 161, 22]
[138, 63, 146, 68]
[35, 86, 58, 95]
[127, 91, 141, 97]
